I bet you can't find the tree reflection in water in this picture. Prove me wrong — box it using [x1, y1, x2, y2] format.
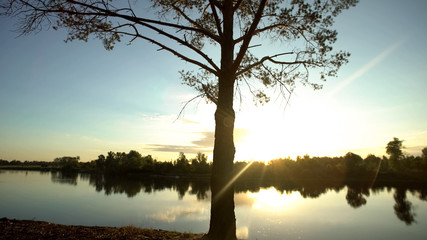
[50, 171, 78, 185]
[346, 188, 367, 208]
[346, 182, 370, 208]
[394, 188, 416, 225]
[50, 172, 427, 226]
[85, 174, 210, 200]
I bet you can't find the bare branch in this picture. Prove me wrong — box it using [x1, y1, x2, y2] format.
[175, 93, 205, 122]
[132, 19, 220, 73]
[209, 0, 222, 8]
[234, 23, 290, 44]
[172, 3, 218, 40]
[209, 0, 223, 37]
[66, 0, 220, 42]
[261, 63, 293, 95]
[16, 0, 221, 72]
[242, 76, 257, 98]
[232, 0, 268, 72]
[113, 29, 218, 75]
[233, 0, 243, 11]
[201, 84, 218, 104]
[236, 52, 294, 76]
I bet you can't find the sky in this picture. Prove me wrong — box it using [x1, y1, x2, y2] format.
[0, 0, 426, 163]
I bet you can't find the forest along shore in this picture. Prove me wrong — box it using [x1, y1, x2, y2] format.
[0, 218, 204, 240]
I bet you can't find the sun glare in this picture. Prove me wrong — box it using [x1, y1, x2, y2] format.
[233, 96, 371, 162]
[248, 187, 303, 211]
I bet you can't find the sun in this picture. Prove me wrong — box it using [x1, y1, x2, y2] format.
[233, 97, 362, 163]
[234, 105, 304, 163]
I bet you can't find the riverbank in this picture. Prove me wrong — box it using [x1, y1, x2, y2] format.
[0, 218, 204, 240]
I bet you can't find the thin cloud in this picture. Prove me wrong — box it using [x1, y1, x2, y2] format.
[190, 128, 248, 147]
[191, 131, 214, 148]
[180, 119, 200, 125]
[145, 144, 208, 153]
[146, 128, 248, 154]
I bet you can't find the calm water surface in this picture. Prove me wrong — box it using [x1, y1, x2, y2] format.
[1, 170, 426, 239]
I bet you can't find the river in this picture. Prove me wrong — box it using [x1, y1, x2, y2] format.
[1, 169, 426, 239]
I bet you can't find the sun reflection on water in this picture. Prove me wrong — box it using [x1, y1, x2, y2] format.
[247, 187, 303, 211]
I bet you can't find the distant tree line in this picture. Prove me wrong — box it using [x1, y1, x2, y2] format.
[0, 151, 211, 176]
[235, 138, 427, 182]
[91, 151, 210, 175]
[1, 138, 426, 181]
[0, 159, 51, 168]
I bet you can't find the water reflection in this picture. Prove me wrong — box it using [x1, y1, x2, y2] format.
[149, 206, 206, 222]
[85, 174, 210, 200]
[48, 171, 427, 226]
[394, 188, 416, 225]
[50, 171, 78, 185]
[247, 188, 303, 210]
[345, 183, 370, 208]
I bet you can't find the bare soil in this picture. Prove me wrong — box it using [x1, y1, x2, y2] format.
[0, 218, 204, 240]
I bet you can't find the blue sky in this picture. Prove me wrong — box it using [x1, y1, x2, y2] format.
[1, 0, 426, 162]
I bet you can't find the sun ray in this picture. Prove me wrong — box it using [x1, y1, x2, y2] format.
[213, 160, 254, 203]
[327, 38, 406, 97]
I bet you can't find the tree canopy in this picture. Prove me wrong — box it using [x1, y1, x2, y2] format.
[386, 137, 404, 161]
[1, 0, 357, 104]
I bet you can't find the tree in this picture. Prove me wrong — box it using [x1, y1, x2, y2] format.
[53, 156, 80, 171]
[344, 152, 363, 175]
[95, 154, 106, 170]
[421, 147, 427, 170]
[422, 147, 427, 161]
[364, 154, 381, 172]
[195, 152, 208, 165]
[175, 152, 190, 174]
[105, 151, 118, 171]
[0, 159, 9, 165]
[1, 1, 357, 239]
[191, 152, 210, 173]
[124, 150, 143, 172]
[141, 154, 155, 172]
[386, 137, 404, 169]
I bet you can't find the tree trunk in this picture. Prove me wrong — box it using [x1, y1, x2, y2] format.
[206, 1, 237, 239]
[206, 76, 236, 240]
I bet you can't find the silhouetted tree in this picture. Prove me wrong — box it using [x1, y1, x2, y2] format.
[105, 151, 118, 172]
[386, 137, 404, 169]
[53, 156, 79, 171]
[343, 152, 363, 177]
[421, 147, 427, 170]
[422, 147, 427, 160]
[364, 154, 382, 173]
[175, 152, 190, 174]
[194, 152, 208, 166]
[141, 155, 155, 172]
[123, 150, 143, 172]
[1, 1, 358, 238]
[190, 152, 210, 174]
[0, 159, 10, 166]
[95, 154, 106, 170]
